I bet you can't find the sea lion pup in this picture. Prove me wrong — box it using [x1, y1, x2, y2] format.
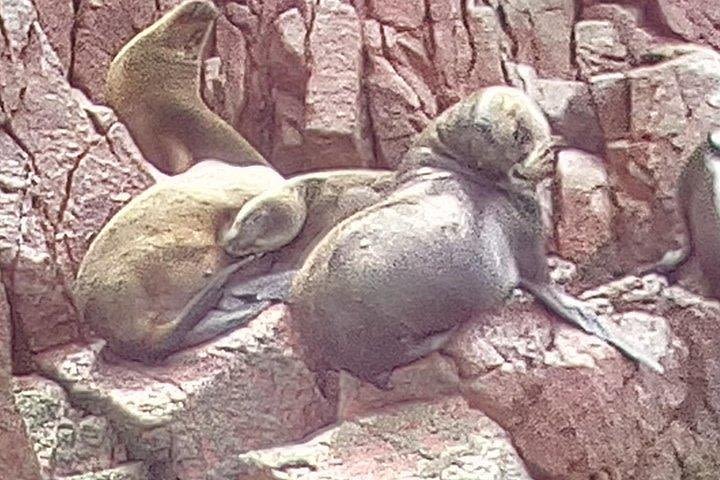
[271, 86, 663, 388]
[641, 130, 720, 295]
[218, 169, 397, 268]
[73, 161, 286, 362]
[105, 1, 268, 174]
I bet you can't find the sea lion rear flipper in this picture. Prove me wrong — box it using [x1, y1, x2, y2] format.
[520, 280, 665, 374]
[224, 270, 297, 303]
[178, 301, 272, 348]
[155, 257, 267, 354]
[162, 268, 299, 353]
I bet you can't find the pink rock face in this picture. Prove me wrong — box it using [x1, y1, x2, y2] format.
[13, 375, 129, 478]
[498, 0, 576, 79]
[0, 0, 154, 356]
[34, 306, 336, 479]
[2, 0, 720, 477]
[304, 0, 374, 169]
[32, 0, 74, 71]
[235, 397, 533, 480]
[555, 149, 615, 264]
[0, 280, 41, 480]
[337, 353, 461, 420]
[367, 0, 425, 30]
[656, 0, 720, 49]
[575, 20, 630, 79]
[441, 276, 712, 479]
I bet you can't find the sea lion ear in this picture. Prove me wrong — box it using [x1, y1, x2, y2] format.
[709, 130, 720, 152]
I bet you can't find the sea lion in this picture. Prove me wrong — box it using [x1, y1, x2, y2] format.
[276, 87, 664, 387]
[73, 161, 285, 362]
[105, 0, 268, 174]
[642, 130, 720, 295]
[219, 169, 397, 268]
[218, 87, 556, 263]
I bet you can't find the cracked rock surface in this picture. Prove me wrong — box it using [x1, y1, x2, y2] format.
[31, 306, 335, 480]
[1, 0, 720, 478]
[0, 275, 40, 479]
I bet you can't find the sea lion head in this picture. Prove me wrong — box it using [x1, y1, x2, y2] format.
[431, 87, 554, 183]
[219, 185, 309, 257]
[152, 0, 219, 62]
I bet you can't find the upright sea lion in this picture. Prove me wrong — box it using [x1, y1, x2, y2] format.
[642, 130, 720, 295]
[275, 87, 663, 387]
[73, 162, 285, 362]
[105, 0, 268, 174]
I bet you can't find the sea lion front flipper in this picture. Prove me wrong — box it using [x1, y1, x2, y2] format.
[177, 269, 299, 350]
[520, 280, 665, 374]
[154, 259, 251, 356]
[156, 267, 297, 355]
[224, 270, 297, 303]
[178, 301, 272, 348]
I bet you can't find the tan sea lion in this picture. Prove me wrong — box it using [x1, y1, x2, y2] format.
[73, 161, 284, 361]
[105, 0, 268, 174]
[219, 169, 397, 269]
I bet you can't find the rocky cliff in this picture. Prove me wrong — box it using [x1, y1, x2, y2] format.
[1, 0, 720, 478]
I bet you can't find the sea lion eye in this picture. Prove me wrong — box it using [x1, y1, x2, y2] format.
[709, 130, 720, 152]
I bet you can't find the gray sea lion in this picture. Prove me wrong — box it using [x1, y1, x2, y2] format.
[280, 87, 663, 387]
[105, 0, 268, 174]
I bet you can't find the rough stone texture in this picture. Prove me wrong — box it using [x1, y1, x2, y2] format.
[203, 16, 249, 129]
[581, 3, 657, 62]
[362, 19, 432, 167]
[615, 49, 720, 266]
[589, 72, 630, 142]
[304, 0, 373, 169]
[497, 0, 576, 79]
[555, 149, 615, 264]
[62, 463, 149, 480]
[32, 0, 74, 72]
[367, 0, 425, 30]
[13, 375, 129, 478]
[533, 78, 605, 153]
[0, 0, 155, 358]
[656, 0, 720, 49]
[33, 306, 335, 480]
[0, 276, 41, 480]
[337, 353, 461, 420]
[445, 276, 720, 479]
[4, 0, 720, 478]
[234, 397, 533, 480]
[575, 20, 630, 79]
